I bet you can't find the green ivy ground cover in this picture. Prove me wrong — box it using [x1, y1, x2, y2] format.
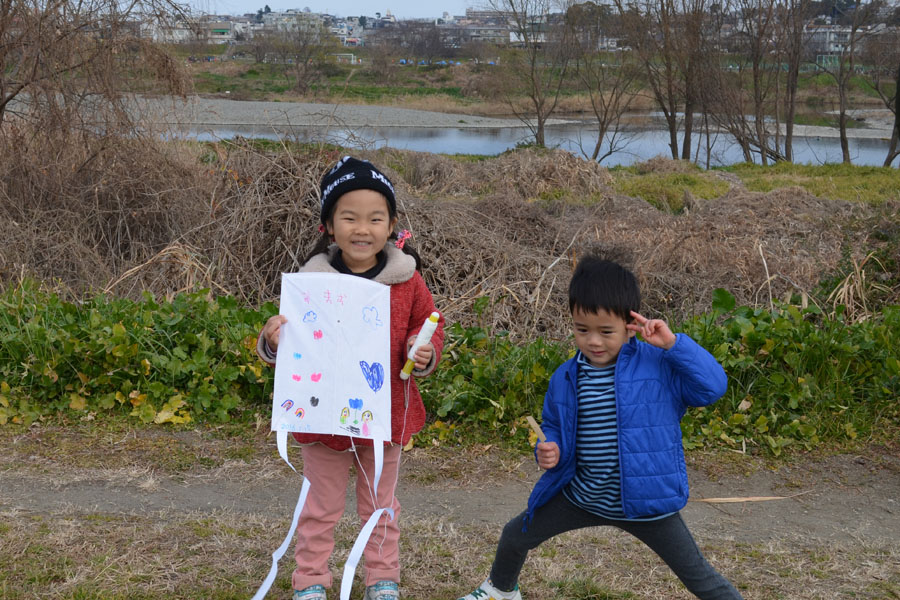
[0, 281, 276, 426]
[1, 283, 897, 455]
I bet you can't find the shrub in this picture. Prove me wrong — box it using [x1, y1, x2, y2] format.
[2, 283, 897, 457]
[0, 281, 275, 426]
[680, 289, 900, 454]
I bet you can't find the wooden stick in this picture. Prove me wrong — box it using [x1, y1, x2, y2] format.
[690, 490, 811, 504]
[525, 416, 547, 443]
[691, 496, 787, 503]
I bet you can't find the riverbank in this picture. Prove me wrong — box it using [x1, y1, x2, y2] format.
[135, 95, 578, 129]
[137, 96, 896, 140]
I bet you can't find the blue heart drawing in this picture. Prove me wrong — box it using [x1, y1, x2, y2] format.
[359, 361, 385, 393]
[349, 398, 364, 411]
[293, 352, 302, 360]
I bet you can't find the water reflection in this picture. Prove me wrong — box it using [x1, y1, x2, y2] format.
[174, 122, 893, 167]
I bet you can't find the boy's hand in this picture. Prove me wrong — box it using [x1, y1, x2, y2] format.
[262, 315, 287, 352]
[536, 441, 560, 470]
[406, 339, 434, 370]
[627, 311, 676, 350]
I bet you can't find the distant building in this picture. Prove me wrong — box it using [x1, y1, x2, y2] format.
[203, 19, 235, 43]
[458, 24, 510, 45]
[805, 23, 853, 55]
[463, 8, 510, 23]
[146, 19, 201, 43]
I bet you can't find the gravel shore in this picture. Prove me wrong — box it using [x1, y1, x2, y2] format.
[135, 95, 573, 129]
[135, 96, 896, 140]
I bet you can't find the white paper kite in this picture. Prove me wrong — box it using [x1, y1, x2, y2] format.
[272, 272, 392, 440]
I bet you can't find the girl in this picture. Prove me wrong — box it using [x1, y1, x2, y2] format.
[258, 156, 444, 600]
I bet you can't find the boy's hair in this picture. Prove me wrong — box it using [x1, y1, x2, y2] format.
[568, 255, 640, 322]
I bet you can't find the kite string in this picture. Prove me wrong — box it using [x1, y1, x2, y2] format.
[339, 436, 390, 600]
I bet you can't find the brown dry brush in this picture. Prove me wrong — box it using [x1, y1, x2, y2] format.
[0, 130, 892, 342]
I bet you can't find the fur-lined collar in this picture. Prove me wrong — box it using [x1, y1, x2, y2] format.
[299, 242, 417, 285]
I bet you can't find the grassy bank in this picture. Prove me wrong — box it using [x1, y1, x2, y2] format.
[175, 54, 890, 120]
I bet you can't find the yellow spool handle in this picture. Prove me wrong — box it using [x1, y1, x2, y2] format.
[399, 312, 440, 380]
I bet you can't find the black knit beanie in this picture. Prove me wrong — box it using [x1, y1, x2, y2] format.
[319, 156, 396, 225]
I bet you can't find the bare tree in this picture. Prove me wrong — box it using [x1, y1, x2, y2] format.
[490, 0, 574, 147]
[371, 21, 450, 65]
[815, 0, 882, 163]
[704, 0, 787, 164]
[278, 15, 340, 94]
[860, 26, 900, 166]
[674, 0, 711, 160]
[0, 0, 190, 130]
[365, 35, 400, 82]
[616, 0, 681, 159]
[407, 22, 449, 64]
[776, 0, 813, 161]
[247, 29, 277, 63]
[565, 1, 640, 162]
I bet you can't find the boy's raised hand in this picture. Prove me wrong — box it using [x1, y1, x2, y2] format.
[627, 311, 677, 350]
[262, 315, 288, 352]
[536, 441, 560, 470]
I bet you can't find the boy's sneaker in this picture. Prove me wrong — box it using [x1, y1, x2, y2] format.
[457, 578, 522, 600]
[293, 584, 327, 600]
[364, 580, 400, 600]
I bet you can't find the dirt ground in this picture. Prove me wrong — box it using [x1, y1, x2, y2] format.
[1, 425, 898, 599]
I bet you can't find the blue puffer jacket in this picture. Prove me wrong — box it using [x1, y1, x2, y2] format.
[525, 333, 727, 525]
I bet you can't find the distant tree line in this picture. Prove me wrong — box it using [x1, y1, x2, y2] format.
[363, 0, 900, 166]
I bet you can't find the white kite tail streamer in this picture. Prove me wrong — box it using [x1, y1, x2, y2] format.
[339, 506, 394, 600]
[338, 437, 391, 600]
[258, 432, 393, 600]
[277, 430, 296, 473]
[250, 430, 308, 599]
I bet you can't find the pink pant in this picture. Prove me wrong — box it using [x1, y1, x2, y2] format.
[292, 442, 402, 590]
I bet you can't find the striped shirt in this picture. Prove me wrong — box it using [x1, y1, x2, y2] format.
[563, 353, 626, 518]
[562, 353, 672, 521]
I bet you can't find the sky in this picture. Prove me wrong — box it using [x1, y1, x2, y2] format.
[196, 0, 480, 19]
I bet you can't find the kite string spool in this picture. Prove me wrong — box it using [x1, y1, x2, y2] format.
[399, 311, 440, 381]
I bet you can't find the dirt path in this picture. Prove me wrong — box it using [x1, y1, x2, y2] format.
[3, 438, 897, 542]
[1, 426, 898, 599]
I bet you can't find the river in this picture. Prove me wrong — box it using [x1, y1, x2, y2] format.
[173, 122, 892, 167]
[144, 98, 895, 167]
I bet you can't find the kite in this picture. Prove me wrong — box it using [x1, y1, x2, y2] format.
[253, 273, 392, 600]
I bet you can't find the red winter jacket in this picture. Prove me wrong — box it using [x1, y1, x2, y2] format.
[257, 243, 444, 451]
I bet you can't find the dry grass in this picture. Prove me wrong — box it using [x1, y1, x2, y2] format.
[2, 426, 899, 599]
[1, 507, 897, 599]
[1, 124, 895, 341]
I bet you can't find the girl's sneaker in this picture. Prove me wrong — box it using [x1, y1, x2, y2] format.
[293, 584, 327, 600]
[457, 578, 522, 600]
[364, 580, 400, 600]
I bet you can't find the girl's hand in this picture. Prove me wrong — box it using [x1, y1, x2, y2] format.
[627, 311, 676, 350]
[262, 315, 287, 352]
[408, 340, 434, 370]
[536, 441, 560, 470]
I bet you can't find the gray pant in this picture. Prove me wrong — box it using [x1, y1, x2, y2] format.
[489, 493, 743, 600]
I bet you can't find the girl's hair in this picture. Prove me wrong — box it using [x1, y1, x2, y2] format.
[302, 194, 422, 270]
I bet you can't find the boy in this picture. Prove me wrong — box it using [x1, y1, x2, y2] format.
[458, 256, 743, 600]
